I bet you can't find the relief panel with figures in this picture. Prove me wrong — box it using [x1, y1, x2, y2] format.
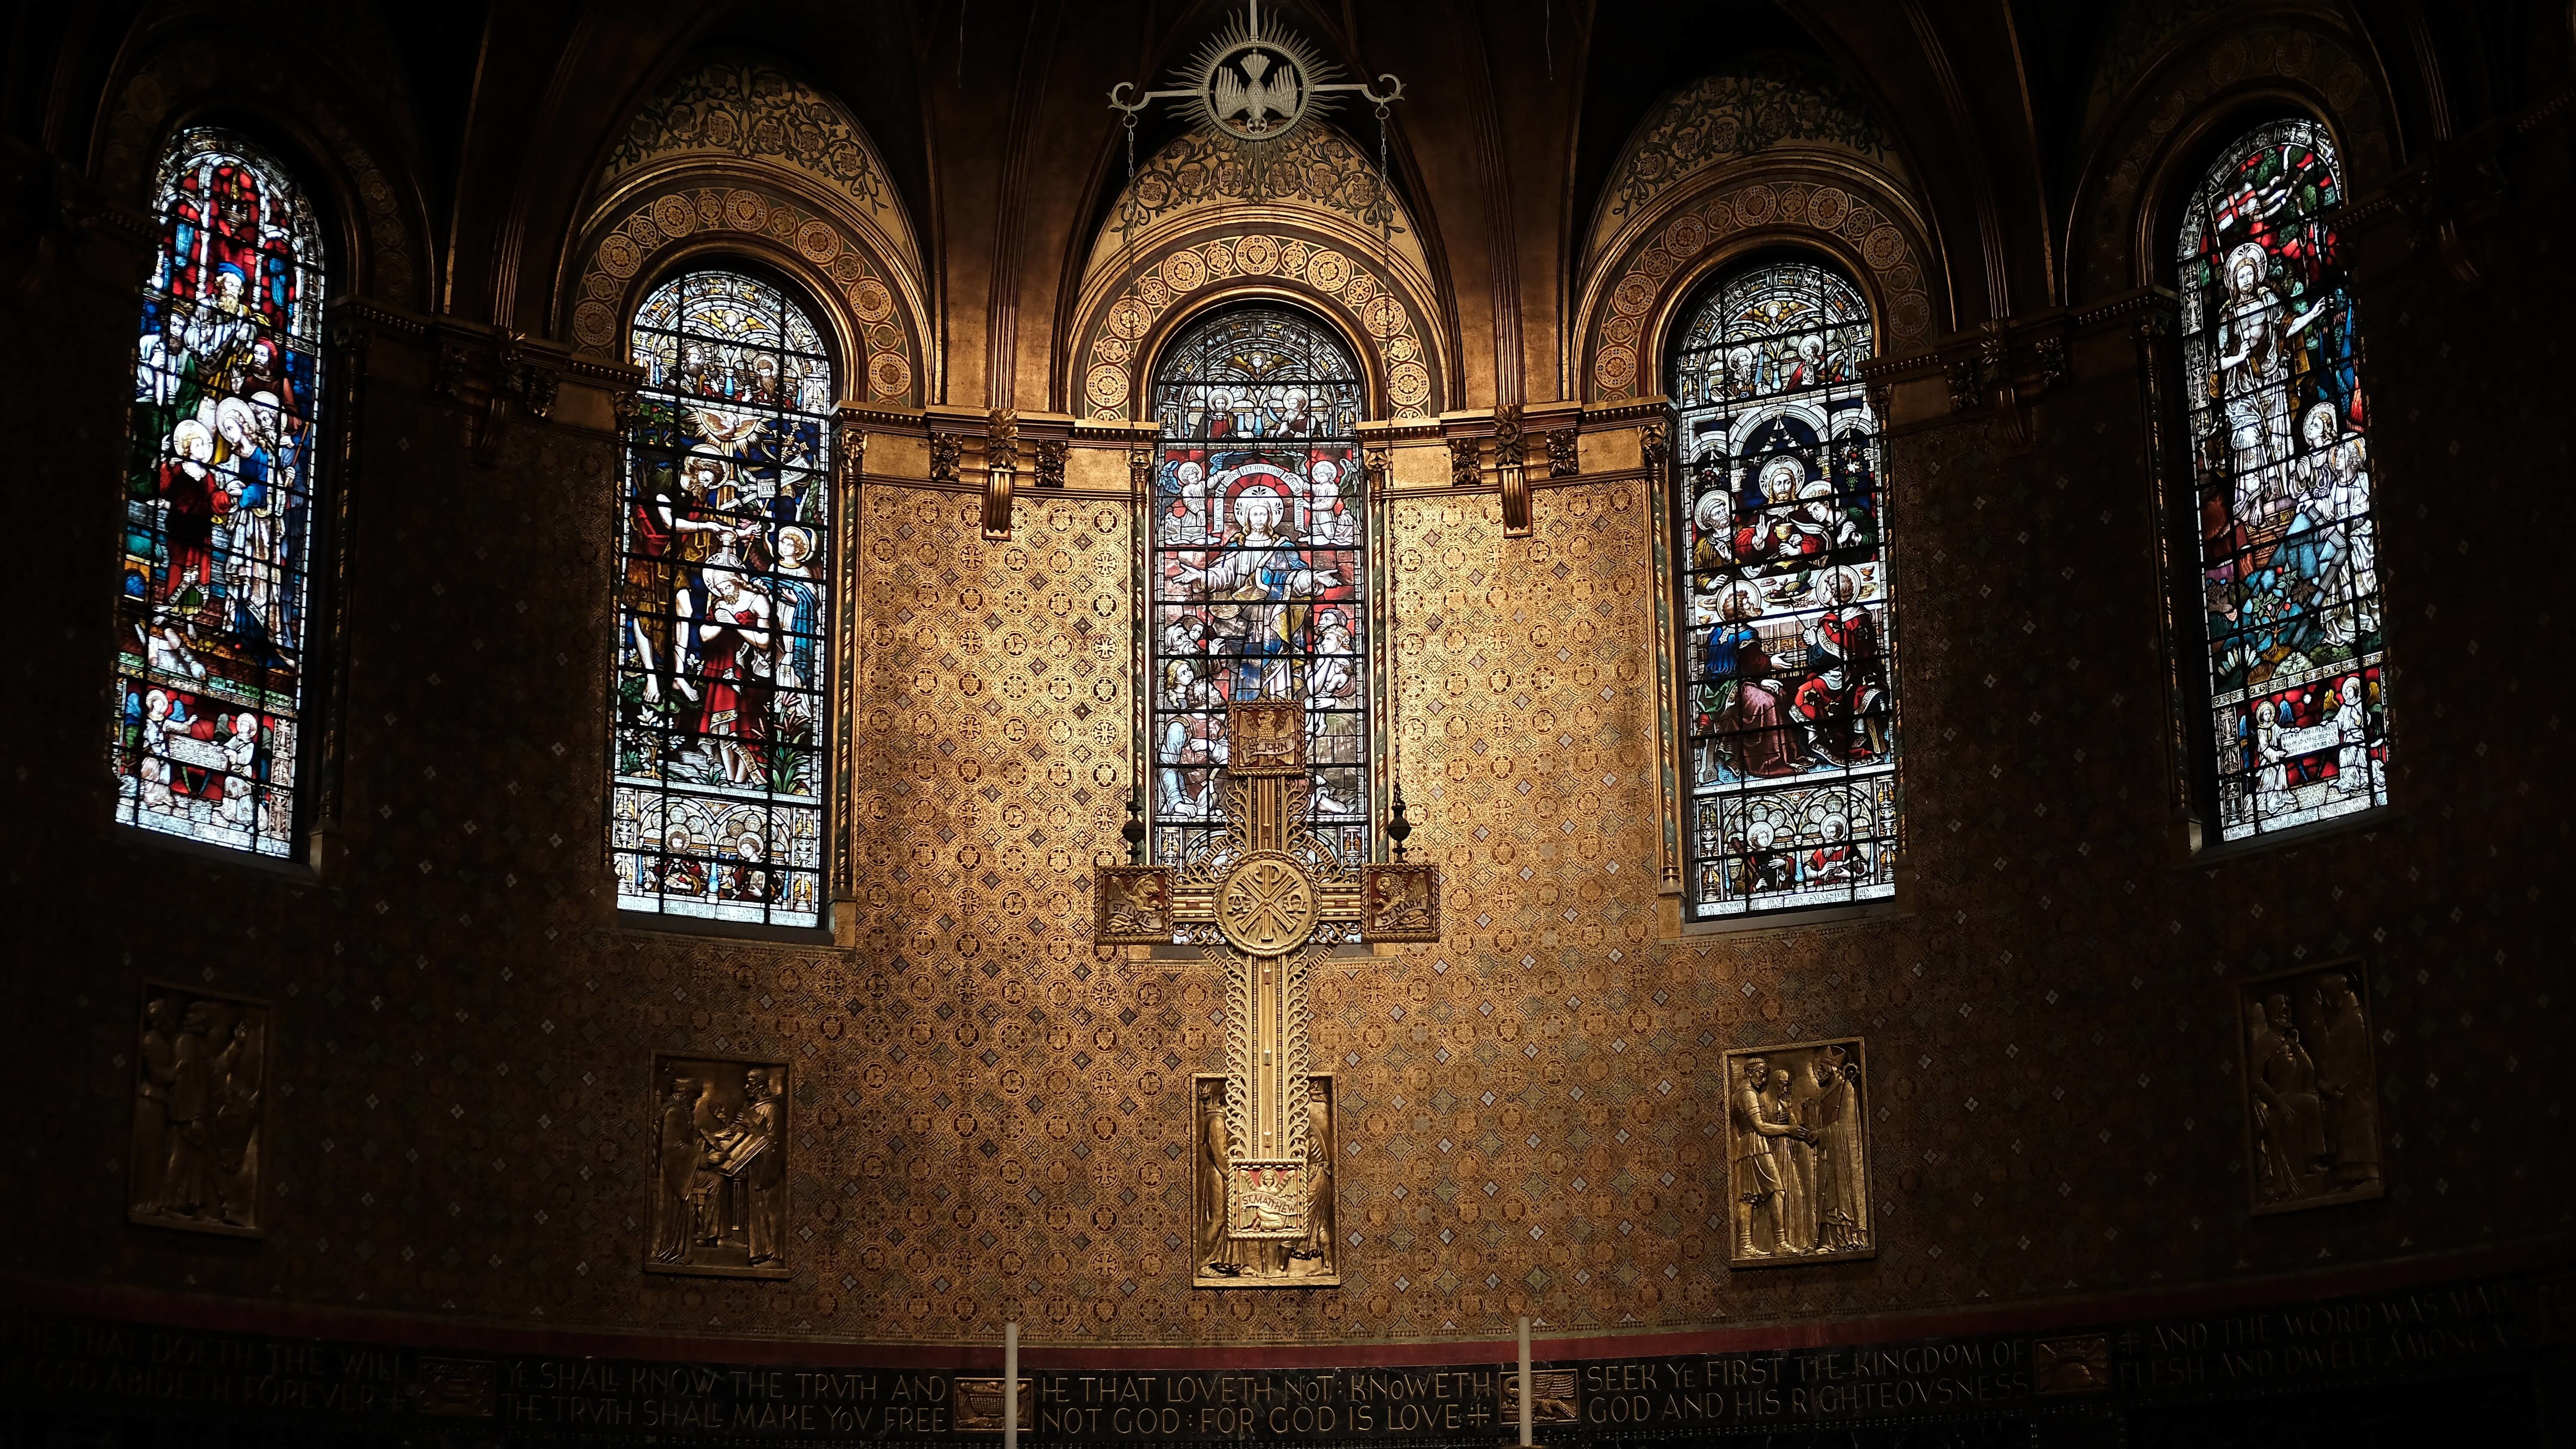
[645, 1055, 792, 1277]
[129, 983, 269, 1237]
[1720, 1038, 1872, 1267]
[2235, 960, 2383, 1214]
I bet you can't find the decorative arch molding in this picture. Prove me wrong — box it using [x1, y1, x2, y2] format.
[565, 183, 923, 404]
[1083, 126, 1430, 285]
[1584, 52, 1907, 270]
[597, 57, 920, 279]
[92, 25, 433, 307]
[565, 60, 929, 406]
[1068, 217, 1448, 422]
[2072, 16, 2399, 302]
[1575, 161, 1939, 403]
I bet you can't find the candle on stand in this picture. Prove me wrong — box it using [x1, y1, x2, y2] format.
[1004, 1322, 1019, 1449]
[1518, 1316, 1532, 1447]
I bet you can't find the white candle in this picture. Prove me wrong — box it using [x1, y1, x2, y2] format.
[1004, 1322, 1020, 1449]
[1518, 1316, 1532, 1446]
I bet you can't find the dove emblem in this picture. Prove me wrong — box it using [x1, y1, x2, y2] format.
[1209, 46, 1300, 137]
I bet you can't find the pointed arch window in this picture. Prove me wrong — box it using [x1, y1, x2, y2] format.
[1674, 259, 1896, 919]
[1147, 306, 1370, 866]
[2177, 118, 2386, 841]
[611, 270, 835, 926]
[114, 128, 330, 858]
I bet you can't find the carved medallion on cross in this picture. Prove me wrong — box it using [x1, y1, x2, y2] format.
[1095, 701, 1438, 1285]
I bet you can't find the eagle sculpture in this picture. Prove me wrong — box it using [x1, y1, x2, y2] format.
[1212, 49, 1296, 134]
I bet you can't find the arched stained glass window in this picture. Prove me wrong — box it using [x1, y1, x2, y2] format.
[1148, 306, 1369, 866]
[1674, 259, 1896, 919]
[114, 128, 328, 857]
[2178, 118, 2386, 841]
[611, 270, 835, 926]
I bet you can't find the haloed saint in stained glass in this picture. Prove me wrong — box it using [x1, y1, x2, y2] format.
[113, 129, 327, 857]
[2180, 120, 2386, 841]
[1674, 261, 1896, 918]
[1150, 308, 1369, 868]
[611, 272, 833, 927]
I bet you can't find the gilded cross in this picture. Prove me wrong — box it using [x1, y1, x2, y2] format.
[1096, 701, 1438, 1283]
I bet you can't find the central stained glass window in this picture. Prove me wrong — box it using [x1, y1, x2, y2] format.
[1674, 259, 1897, 919]
[610, 271, 834, 927]
[1148, 306, 1369, 867]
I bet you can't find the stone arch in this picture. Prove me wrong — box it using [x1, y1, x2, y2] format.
[1065, 128, 1448, 421]
[91, 17, 433, 308]
[1582, 51, 1909, 273]
[1576, 162, 1938, 403]
[563, 57, 928, 406]
[2070, 13, 2400, 302]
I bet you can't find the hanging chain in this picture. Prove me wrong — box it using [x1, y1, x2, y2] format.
[1375, 99, 1402, 806]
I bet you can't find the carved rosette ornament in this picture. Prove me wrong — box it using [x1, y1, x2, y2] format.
[1094, 701, 1439, 1286]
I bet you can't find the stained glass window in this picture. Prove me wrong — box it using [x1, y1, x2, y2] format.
[611, 271, 834, 926]
[1674, 260, 1896, 918]
[113, 129, 328, 857]
[1148, 307, 1369, 866]
[2178, 118, 2386, 840]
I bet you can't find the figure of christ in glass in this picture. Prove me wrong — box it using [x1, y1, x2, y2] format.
[611, 271, 834, 926]
[1149, 306, 1369, 869]
[112, 129, 328, 857]
[1674, 260, 1897, 918]
[2178, 119, 2387, 840]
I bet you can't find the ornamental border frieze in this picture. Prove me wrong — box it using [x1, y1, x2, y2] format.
[569, 182, 921, 406]
[1581, 176, 1935, 402]
[97, 39, 426, 306]
[1073, 227, 1443, 421]
[2078, 20, 2394, 299]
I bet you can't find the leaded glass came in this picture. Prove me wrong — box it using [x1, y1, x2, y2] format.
[1674, 260, 1896, 918]
[611, 271, 834, 926]
[2178, 119, 2387, 841]
[113, 128, 328, 857]
[1148, 307, 1369, 867]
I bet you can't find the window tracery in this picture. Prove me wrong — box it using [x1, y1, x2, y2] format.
[2177, 118, 2387, 840]
[611, 270, 835, 925]
[113, 128, 328, 858]
[1147, 306, 1370, 867]
[1674, 259, 1896, 918]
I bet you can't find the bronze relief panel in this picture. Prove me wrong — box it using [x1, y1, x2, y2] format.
[2236, 959, 2383, 1215]
[1193, 1073, 1338, 1286]
[1720, 1037, 1872, 1267]
[130, 982, 268, 1237]
[647, 1055, 792, 1278]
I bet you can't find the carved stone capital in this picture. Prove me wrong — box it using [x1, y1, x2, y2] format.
[1448, 436, 1481, 488]
[1544, 427, 1579, 479]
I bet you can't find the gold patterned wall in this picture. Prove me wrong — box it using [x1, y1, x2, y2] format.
[9, 0, 2575, 1367]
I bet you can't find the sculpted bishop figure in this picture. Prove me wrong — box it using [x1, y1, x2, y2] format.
[1096, 701, 1438, 1285]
